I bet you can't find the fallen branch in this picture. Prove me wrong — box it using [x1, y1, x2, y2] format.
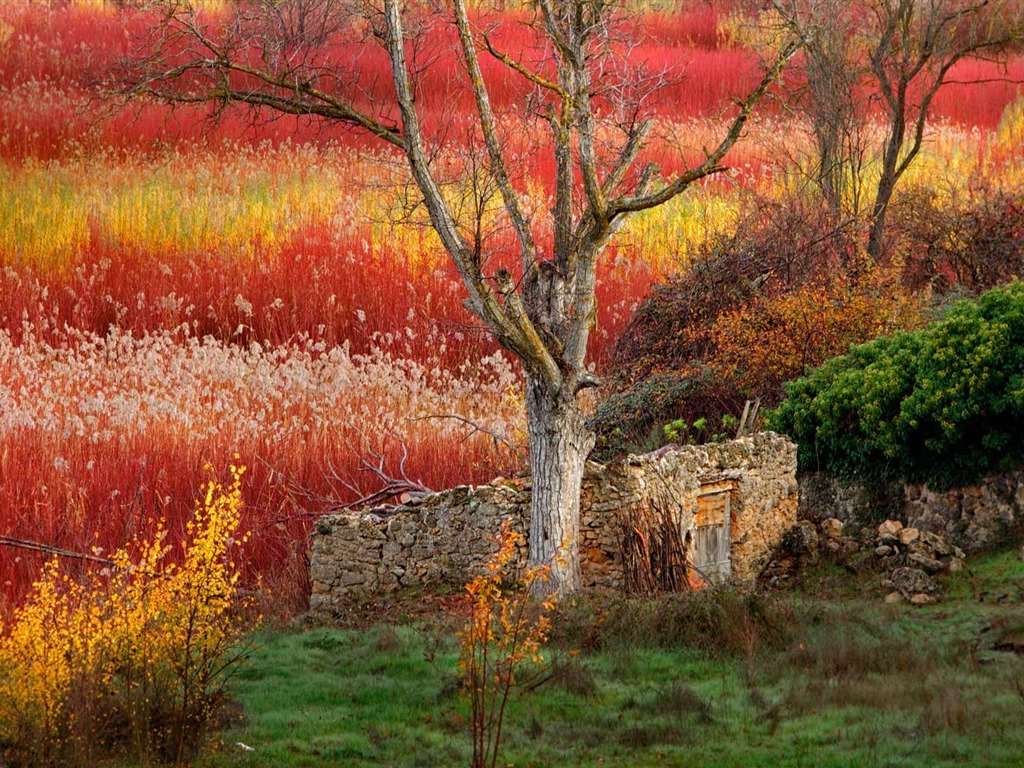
[409, 413, 519, 454]
[0, 535, 114, 566]
[260, 429, 435, 515]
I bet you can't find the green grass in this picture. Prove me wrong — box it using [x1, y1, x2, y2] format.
[200, 552, 1024, 768]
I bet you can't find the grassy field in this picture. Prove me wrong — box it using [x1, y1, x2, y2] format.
[197, 549, 1024, 768]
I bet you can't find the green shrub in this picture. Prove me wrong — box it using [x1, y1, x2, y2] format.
[768, 281, 1024, 488]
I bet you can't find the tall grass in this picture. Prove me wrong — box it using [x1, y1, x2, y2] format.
[0, 326, 523, 615]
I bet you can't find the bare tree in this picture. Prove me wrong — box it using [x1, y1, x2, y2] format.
[109, 0, 797, 594]
[803, 3, 867, 219]
[774, 0, 1023, 259]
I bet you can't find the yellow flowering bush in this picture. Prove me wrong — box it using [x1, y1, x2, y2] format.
[0, 464, 254, 767]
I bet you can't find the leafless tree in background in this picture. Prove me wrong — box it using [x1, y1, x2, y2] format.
[773, 0, 1023, 259]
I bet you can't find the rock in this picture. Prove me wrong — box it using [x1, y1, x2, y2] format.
[781, 521, 820, 557]
[875, 545, 894, 557]
[879, 534, 902, 547]
[877, 519, 904, 538]
[890, 566, 938, 596]
[918, 530, 952, 557]
[884, 591, 903, 604]
[907, 552, 945, 575]
[910, 592, 937, 606]
[898, 527, 920, 546]
[947, 556, 965, 573]
[820, 518, 844, 540]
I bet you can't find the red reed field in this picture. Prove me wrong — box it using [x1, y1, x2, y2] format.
[1, 0, 1023, 614]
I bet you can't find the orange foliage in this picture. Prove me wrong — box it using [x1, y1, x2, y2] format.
[710, 260, 927, 396]
[457, 521, 557, 768]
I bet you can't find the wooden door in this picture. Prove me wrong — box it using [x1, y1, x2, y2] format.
[694, 486, 732, 583]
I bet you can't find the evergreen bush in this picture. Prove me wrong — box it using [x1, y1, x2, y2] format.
[768, 282, 1024, 488]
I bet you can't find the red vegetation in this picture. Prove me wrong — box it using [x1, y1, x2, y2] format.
[2, 0, 1023, 614]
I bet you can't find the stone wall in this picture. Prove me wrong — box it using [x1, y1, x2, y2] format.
[799, 468, 1024, 552]
[309, 432, 797, 620]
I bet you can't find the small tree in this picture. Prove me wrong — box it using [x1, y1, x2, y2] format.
[457, 520, 556, 768]
[109, 0, 797, 593]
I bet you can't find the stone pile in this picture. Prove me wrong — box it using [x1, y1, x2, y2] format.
[761, 516, 965, 604]
[873, 519, 965, 605]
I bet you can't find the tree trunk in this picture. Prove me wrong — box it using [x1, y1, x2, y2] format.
[866, 167, 897, 261]
[524, 374, 596, 594]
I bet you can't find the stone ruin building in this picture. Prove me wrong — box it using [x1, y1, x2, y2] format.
[309, 432, 797, 621]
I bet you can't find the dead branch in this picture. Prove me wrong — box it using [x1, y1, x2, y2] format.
[0, 535, 114, 566]
[410, 413, 520, 454]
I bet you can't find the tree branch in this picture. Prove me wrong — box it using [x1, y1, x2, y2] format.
[608, 38, 800, 217]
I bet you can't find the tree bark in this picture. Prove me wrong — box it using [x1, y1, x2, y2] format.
[866, 172, 896, 261]
[524, 375, 595, 594]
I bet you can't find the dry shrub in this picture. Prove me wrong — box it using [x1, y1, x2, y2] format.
[920, 683, 971, 735]
[546, 658, 599, 698]
[373, 625, 403, 654]
[552, 588, 795, 661]
[599, 196, 881, 459]
[784, 625, 934, 682]
[894, 183, 1024, 295]
[649, 681, 713, 723]
[0, 464, 254, 767]
[709, 258, 926, 401]
[611, 195, 856, 386]
[778, 620, 981, 727]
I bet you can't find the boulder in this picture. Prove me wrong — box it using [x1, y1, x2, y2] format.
[820, 518, 844, 540]
[890, 566, 938, 597]
[907, 552, 945, 575]
[918, 530, 952, 557]
[877, 519, 904, 538]
[782, 521, 820, 557]
[898, 527, 920, 546]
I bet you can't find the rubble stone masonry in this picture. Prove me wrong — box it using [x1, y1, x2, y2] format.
[309, 432, 797, 621]
[799, 467, 1024, 552]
